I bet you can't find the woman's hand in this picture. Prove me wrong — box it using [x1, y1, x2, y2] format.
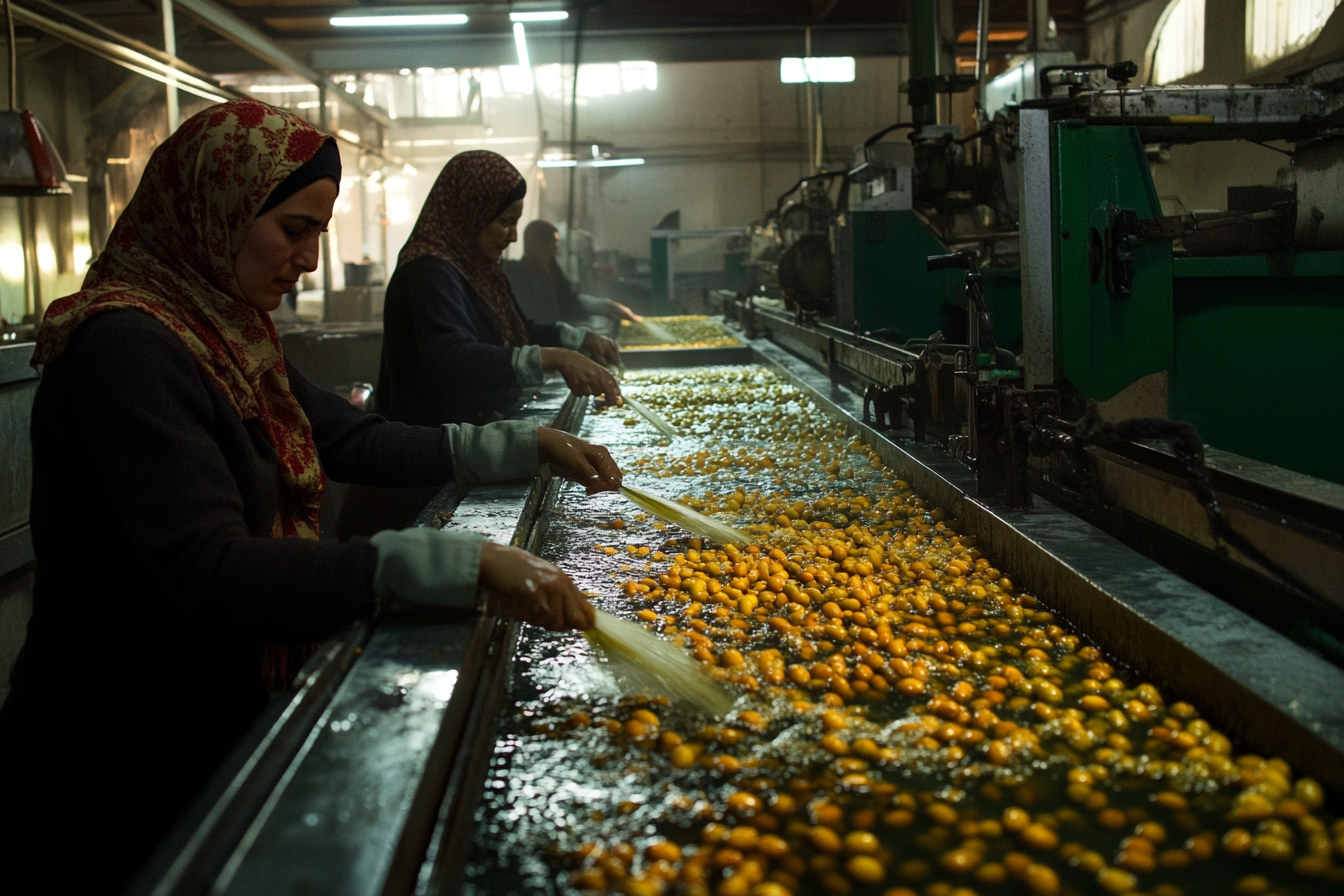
[538, 427, 622, 494]
[581, 331, 622, 367]
[540, 347, 622, 405]
[604, 300, 643, 324]
[479, 542, 595, 631]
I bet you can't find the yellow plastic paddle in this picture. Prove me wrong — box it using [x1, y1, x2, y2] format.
[622, 396, 680, 438]
[641, 320, 680, 344]
[620, 483, 749, 546]
[585, 609, 735, 716]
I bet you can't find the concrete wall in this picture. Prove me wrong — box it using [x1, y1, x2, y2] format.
[527, 57, 908, 259]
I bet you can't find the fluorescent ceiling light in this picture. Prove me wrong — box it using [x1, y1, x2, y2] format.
[245, 83, 318, 94]
[510, 22, 535, 93]
[537, 158, 645, 168]
[510, 11, 568, 22]
[780, 56, 856, 83]
[331, 12, 468, 28]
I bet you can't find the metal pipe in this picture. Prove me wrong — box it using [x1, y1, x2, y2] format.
[4, 0, 16, 111]
[318, 85, 332, 318]
[564, 4, 585, 279]
[1017, 107, 1054, 389]
[171, 0, 392, 129]
[975, 0, 989, 94]
[161, 0, 178, 132]
[9, 3, 234, 103]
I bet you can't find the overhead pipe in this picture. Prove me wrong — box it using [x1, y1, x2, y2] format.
[564, 3, 586, 279]
[10, 2, 234, 103]
[161, 0, 179, 131]
[171, 0, 393, 129]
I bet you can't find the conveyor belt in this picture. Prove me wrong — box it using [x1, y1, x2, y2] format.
[136, 343, 1344, 896]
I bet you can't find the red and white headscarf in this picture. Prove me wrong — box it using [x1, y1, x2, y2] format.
[398, 150, 530, 347]
[33, 100, 332, 540]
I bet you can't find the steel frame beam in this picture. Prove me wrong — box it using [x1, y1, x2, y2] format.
[170, 0, 392, 128]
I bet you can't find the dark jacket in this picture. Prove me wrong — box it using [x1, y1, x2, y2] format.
[376, 254, 564, 426]
[504, 256, 584, 326]
[0, 310, 453, 892]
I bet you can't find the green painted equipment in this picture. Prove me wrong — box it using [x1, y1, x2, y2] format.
[1044, 119, 1344, 483]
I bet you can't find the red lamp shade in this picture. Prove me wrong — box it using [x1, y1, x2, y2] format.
[0, 109, 71, 196]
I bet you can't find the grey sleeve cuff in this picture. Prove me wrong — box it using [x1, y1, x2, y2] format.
[442, 419, 539, 485]
[511, 344, 544, 386]
[557, 322, 590, 352]
[577, 294, 608, 314]
[370, 527, 485, 608]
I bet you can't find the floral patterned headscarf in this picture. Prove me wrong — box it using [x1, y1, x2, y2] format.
[33, 99, 333, 540]
[398, 150, 529, 347]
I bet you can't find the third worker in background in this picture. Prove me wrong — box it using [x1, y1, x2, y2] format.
[506, 219, 643, 327]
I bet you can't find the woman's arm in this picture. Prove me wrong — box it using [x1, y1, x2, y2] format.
[66, 315, 378, 643]
[289, 363, 452, 486]
[291, 364, 620, 492]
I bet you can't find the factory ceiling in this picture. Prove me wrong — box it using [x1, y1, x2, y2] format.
[37, 0, 1090, 74]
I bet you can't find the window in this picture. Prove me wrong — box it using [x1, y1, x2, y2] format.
[779, 57, 857, 83]
[621, 61, 658, 92]
[1247, 0, 1342, 70]
[1151, 0, 1205, 84]
[532, 62, 659, 100]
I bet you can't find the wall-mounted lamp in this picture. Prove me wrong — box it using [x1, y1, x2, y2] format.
[0, 0, 70, 196]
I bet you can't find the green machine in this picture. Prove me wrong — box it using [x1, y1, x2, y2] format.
[1018, 81, 1344, 485]
[840, 205, 1022, 350]
[831, 0, 1021, 353]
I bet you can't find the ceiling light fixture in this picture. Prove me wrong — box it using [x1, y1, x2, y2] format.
[512, 22, 535, 93]
[330, 10, 469, 28]
[510, 11, 569, 22]
[537, 158, 644, 168]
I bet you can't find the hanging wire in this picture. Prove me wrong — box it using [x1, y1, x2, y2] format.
[4, 0, 17, 112]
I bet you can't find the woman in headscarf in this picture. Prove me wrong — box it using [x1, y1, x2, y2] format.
[374, 150, 622, 430]
[0, 100, 618, 892]
[506, 218, 643, 326]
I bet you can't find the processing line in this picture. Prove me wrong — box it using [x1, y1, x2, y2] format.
[131, 321, 1344, 895]
[131, 51, 1344, 896]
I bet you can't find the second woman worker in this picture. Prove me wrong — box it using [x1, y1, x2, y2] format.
[339, 151, 626, 537]
[375, 150, 621, 428]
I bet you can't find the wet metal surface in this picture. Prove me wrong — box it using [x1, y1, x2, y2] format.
[216, 623, 477, 896]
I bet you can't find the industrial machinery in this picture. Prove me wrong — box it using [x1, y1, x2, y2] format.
[736, 53, 1344, 669]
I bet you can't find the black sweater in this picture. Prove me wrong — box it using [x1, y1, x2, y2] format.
[376, 254, 565, 426]
[0, 310, 454, 892]
[504, 256, 584, 325]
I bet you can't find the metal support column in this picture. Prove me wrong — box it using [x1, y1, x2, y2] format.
[908, 0, 938, 126]
[318, 85, 333, 319]
[161, 0, 178, 131]
[1017, 107, 1054, 389]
